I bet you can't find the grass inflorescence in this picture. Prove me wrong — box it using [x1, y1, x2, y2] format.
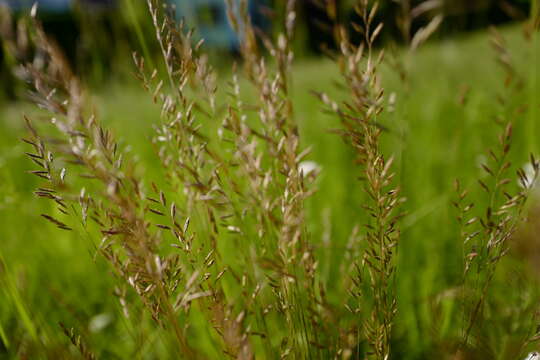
[1, 0, 539, 359]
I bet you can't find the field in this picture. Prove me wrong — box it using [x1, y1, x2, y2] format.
[0, 10, 539, 359]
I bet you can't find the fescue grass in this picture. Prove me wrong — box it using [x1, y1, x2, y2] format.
[0, 2, 539, 358]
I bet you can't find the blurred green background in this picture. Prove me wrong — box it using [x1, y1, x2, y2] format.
[1, 0, 539, 358]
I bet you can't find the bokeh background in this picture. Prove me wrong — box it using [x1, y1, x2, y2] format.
[0, 0, 539, 358]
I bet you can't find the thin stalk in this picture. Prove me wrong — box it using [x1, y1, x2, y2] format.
[125, 0, 154, 69]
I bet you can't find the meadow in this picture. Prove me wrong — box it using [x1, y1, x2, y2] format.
[0, 2, 539, 359]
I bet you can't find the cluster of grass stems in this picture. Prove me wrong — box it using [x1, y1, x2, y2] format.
[1, 0, 540, 358]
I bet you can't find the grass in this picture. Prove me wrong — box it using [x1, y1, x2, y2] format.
[0, 4, 539, 358]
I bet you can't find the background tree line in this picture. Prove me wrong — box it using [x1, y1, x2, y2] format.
[0, 0, 536, 100]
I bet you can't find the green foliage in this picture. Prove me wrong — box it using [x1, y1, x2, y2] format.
[0, 2, 539, 359]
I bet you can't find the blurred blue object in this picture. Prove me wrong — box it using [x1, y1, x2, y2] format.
[0, 0, 72, 12]
[172, 0, 268, 51]
[172, 0, 240, 50]
[1, 0, 267, 50]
